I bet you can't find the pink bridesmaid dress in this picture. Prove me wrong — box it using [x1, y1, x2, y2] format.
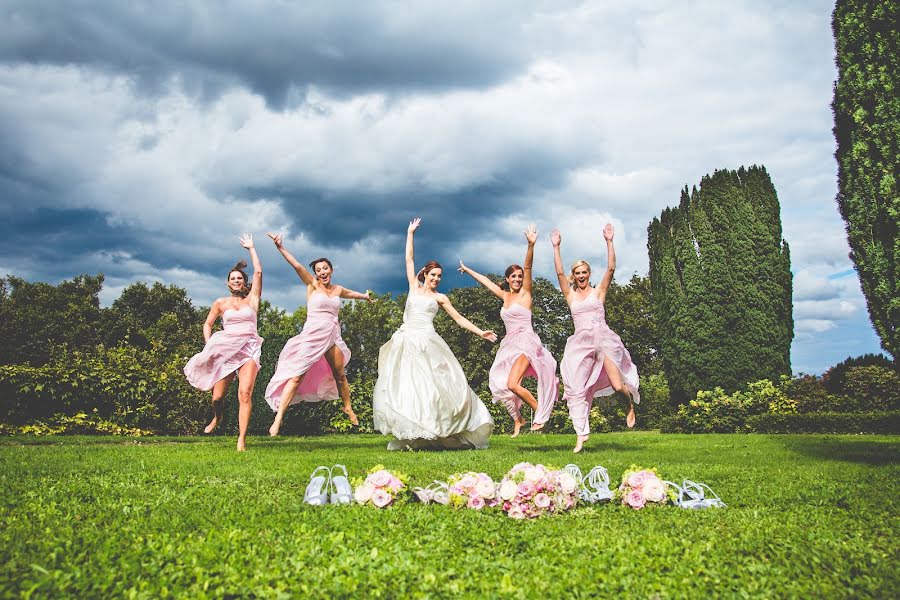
[183, 306, 263, 390]
[264, 293, 351, 410]
[560, 296, 640, 435]
[488, 303, 558, 424]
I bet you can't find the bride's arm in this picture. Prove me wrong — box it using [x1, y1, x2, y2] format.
[436, 295, 497, 342]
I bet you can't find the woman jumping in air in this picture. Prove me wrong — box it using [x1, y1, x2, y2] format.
[458, 224, 558, 437]
[264, 233, 371, 436]
[552, 223, 639, 453]
[184, 234, 263, 452]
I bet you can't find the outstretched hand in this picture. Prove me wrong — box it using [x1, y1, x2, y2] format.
[458, 260, 468, 274]
[525, 224, 538, 244]
[408, 218, 421, 233]
[603, 223, 615, 241]
[550, 228, 561, 247]
[239, 233, 254, 250]
[480, 330, 498, 343]
[364, 290, 375, 303]
[266, 232, 283, 247]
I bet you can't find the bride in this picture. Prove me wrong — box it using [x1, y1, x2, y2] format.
[373, 218, 496, 450]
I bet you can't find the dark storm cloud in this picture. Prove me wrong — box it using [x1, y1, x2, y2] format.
[0, 0, 545, 106]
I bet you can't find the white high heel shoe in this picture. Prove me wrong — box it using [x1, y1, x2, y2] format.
[330, 464, 353, 505]
[304, 466, 332, 506]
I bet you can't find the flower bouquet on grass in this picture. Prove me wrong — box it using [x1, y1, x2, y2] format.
[498, 462, 579, 519]
[616, 466, 676, 509]
[353, 465, 409, 508]
[447, 472, 499, 510]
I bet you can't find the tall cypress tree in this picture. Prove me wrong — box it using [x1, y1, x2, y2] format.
[832, 0, 899, 359]
[648, 166, 793, 402]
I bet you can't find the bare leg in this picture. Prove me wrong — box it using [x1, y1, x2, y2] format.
[269, 373, 305, 437]
[507, 354, 538, 435]
[204, 373, 235, 434]
[603, 355, 635, 428]
[236, 360, 258, 451]
[324, 345, 358, 425]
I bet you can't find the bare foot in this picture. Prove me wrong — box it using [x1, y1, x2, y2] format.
[236, 439, 246, 452]
[269, 418, 282, 437]
[573, 434, 589, 453]
[511, 418, 525, 438]
[203, 417, 218, 434]
[530, 422, 545, 432]
[342, 406, 359, 426]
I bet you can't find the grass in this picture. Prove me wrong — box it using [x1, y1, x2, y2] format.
[0, 433, 897, 598]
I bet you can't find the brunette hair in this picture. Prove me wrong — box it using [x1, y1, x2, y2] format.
[227, 259, 250, 296]
[417, 260, 443, 283]
[568, 259, 591, 286]
[500, 264, 524, 291]
[308, 257, 333, 271]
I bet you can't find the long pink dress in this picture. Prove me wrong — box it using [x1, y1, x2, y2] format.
[183, 306, 263, 390]
[489, 304, 559, 424]
[264, 293, 351, 410]
[560, 296, 640, 435]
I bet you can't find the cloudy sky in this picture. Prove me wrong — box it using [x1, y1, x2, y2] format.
[0, 0, 883, 373]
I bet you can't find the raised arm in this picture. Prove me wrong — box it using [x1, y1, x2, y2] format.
[405, 218, 421, 289]
[339, 286, 373, 302]
[436, 295, 497, 342]
[551, 229, 571, 298]
[267, 232, 314, 286]
[458, 261, 505, 299]
[522, 224, 537, 294]
[239, 234, 263, 309]
[597, 223, 616, 301]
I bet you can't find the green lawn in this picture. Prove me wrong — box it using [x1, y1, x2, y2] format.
[1, 433, 897, 598]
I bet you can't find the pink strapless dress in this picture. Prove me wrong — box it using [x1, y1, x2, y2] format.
[560, 296, 640, 435]
[183, 306, 263, 391]
[264, 293, 351, 410]
[488, 304, 558, 424]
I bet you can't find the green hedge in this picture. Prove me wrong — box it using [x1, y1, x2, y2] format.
[746, 411, 900, 434]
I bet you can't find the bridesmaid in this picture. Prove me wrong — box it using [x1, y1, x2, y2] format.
[184, 234, 263, 452]
[264, 233, 372, 436]
[458, 224, 558, 437]
[552, 224, 639, 453]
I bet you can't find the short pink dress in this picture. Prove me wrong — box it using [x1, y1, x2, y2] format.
[264, 293, 351, 410]
[488, 304, 558, 424]
[183, 306, 263, 390]
[560, 296, 640, 435]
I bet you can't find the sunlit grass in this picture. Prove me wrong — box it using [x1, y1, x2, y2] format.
[1, 433, 897, 598]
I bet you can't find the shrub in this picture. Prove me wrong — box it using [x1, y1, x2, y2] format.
[841, 366, 900, 411]
[747, 411, 900, 434]
[735, 377, 797, 415]
[0, 411, 153, 436]
[664, 387, 750, 433]
[0, 344, 206, 434]
[822, 353, 895, 394]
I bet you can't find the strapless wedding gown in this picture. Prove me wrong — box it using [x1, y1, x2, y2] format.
[373, 293, 493, 450]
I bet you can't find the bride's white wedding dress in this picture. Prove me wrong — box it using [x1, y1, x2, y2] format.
[373, 292, 494, 450]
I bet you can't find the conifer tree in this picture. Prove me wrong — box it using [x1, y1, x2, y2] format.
[648, 166, 793, 402]
[832, 0, 899, 359]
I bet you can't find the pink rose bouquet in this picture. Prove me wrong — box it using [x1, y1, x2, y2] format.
[616, 465, 676, 510]
[447, 472, 499, 510]
[352, 465, 409, 508]
[499, 462, 578, 519]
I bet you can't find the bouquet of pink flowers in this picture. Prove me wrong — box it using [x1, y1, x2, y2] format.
[497, 462, 579, 519]
[447, 472, 500, 510]
[616, 466, 676, 509]
[352, 465, 408, 508]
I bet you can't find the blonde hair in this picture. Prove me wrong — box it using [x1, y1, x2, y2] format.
[568, 260, 591, 286]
